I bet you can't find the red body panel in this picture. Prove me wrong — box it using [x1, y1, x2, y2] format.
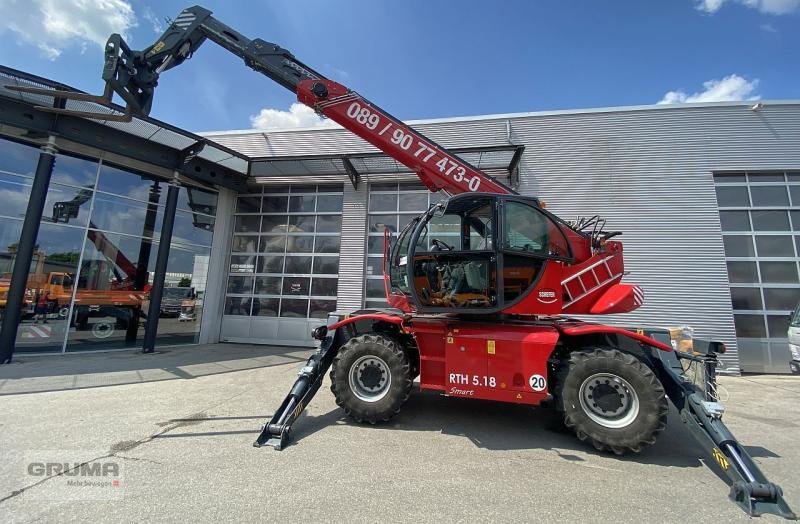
[326, 314, 672, 406]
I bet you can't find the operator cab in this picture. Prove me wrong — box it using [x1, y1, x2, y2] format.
[388, 193, 574, 314]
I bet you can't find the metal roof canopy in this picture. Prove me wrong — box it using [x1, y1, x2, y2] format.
[0, 65, 249, 191]
[249, 144, 525, 190]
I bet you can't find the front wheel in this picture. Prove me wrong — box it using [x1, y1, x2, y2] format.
[330, 333, 412, 424]
[555, 348, 668, 455]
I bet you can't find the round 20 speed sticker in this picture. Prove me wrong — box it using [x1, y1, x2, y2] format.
[529, 374, 547, 391]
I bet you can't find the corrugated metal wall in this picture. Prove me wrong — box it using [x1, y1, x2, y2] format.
[338, 183, 368, 311]
[204, 102, 800, 372]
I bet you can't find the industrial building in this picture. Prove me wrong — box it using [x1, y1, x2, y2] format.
[1, 65, 798, 373]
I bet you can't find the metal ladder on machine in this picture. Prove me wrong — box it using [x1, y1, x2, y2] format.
[561, 255, 624, 309]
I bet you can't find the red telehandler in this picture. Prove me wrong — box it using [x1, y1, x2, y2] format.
[9, 6, 794, 518]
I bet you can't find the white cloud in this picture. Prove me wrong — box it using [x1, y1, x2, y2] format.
[0, 0, 136, 60]
[141, 5, 163, 34]
[249, 103, 339, 130]
[657, 74, 761, 104]
[695, 0, 800, 14]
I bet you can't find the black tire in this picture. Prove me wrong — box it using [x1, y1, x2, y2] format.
[555, 348, 668, 455]
[330, 333, 412, 424]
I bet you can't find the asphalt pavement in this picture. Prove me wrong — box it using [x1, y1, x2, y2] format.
[0, 344, 798, 523]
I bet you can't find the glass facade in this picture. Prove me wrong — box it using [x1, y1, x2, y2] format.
[715, 171, 800, 371]
[0, 137, 217, 353]
[364, 181, 445, 308]
[226, 184, 342, 321]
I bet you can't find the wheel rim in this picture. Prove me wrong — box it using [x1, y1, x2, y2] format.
[578, 373, 639, 429]
[92, 322, 114, 339]
[348, 355, 391, 403]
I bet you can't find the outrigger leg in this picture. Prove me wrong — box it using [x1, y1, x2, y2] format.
[651, 342, 796, 519]
[253, 325, 340, 450]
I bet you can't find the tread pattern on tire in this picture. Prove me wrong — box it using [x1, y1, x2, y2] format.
[329, 333, 412, 424]
[554, 348, 668, 455]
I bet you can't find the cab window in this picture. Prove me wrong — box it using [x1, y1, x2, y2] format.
[502, 201, 569, 259]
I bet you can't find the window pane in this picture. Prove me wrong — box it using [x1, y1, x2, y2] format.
[157, 244, 209, 346]
[180, 187, 217, 216]
[316, 215, 342, 233]
[749, 173, 784, 182]
[225, 297, 252, 315]
[43, 184, 92, 229]
[253, 297, 279, 317]
[291, 184, 317, 193]
[286, 235, 314, 254]
[313, 256, 339, 274]
[0, 172, 33, 219]
[366, 279, 385, 298]
[262, 196, 288, 213]
[366, 257, 383, 277]
[315, 236, 340, 253]
[370, 182, 397, 191]
[714, 173, 746, 183]
[67, 231, 157, 352]
[231, 235, 258, 253]
[234, 215, 260, 233]
[367, 236, 385, 255]
[727, 261, 758, 283]
[750, 186, 789, 206]
[289, 215, 315, 233]
[0, 218, 23, 275]
[311, 277, 338, 296]
[730, 288, 762, 310]
[258, 255, 284, 273]
[790, 186, 800, 206]
[369, 215, 397, 233]
[236, 196, 261, 213]
[280, 298, 308, 318]
[369, 193, 397, 212]
[317, 185, 343, 194]
[15, 223, 85, 353]
[0, 138, 39, 176]
[261, 215, 287, 232]
[763, 288, 800, 311]
[91, 194, 163, 238]
[254, 276, 281, 295]
[751, 211, 789, 231]
[755, 235, 794, 257]
[259, 235, 286, 253]
[309, 299, 337, 319]
[97, 164, 164, 202]
[316, 195, 343, 212]
[227, 276, 254, 294]
[719, 211, 750, 231]
[767, 315, 790, 338]
[715, 186, 749, 207]
[53, 154, 98, 188]
[399, 193, 429, 212]
[791, 211, 800, 231]
[284, 256, 312, 273]
[759, 262, 798, 283]
[289, 195, 315, 212]
[282, 276, 310, 296]
[172, 210, 215, 247]
[722, 235, 754, 257]
[734, 314, 766, 337]
[399, 214, 418, 231]
[229, 255, 256, 273]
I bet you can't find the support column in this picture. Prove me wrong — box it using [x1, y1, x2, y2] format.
[0, 136, 58, 364]
[142, 182, 179, 354]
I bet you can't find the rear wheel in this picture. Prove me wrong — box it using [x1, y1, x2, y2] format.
[330, 333, 412, 424]
[555, 348, 668, 454]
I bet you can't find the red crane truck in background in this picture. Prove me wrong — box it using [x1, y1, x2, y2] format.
[10, 5, 794, 518]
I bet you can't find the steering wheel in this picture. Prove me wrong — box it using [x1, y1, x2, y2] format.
[431, 238, 453, 251]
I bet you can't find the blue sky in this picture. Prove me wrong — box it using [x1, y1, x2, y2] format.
[0, 0, 797, 132]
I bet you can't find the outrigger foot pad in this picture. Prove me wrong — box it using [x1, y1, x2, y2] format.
[730, 481, 796, 520]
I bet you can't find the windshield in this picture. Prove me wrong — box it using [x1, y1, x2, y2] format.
[163, 288, 192, 300]
[390, 217, 420, 294]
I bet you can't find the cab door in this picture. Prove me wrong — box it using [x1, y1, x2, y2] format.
[499, 199, 572, 315]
